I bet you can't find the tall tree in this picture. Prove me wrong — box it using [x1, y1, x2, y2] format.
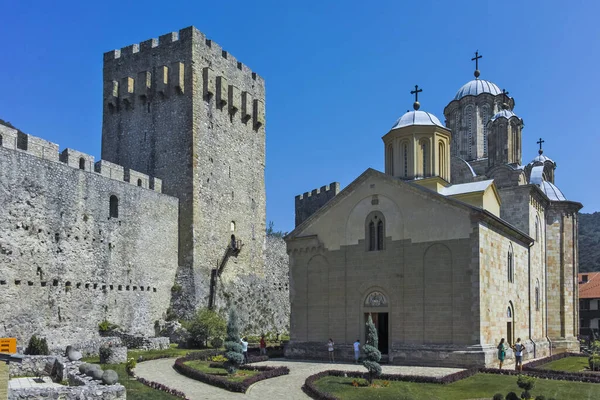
[223, 307, 244, 374]
[362, 314, 382, 384]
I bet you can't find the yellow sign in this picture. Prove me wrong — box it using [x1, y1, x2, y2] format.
[0, 338, 16, 354]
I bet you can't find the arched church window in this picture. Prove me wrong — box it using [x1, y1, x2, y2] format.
[438, 142, 445, 177]
[507, 244, 514, 283]
[377, 220, 384, 250]
[79, 157, 86, 170]
[420, 140, 428, 177]
[452, 111, 460, 157]
[465, 105, 474, 159]
[507, 306, 512, 318]
[403, 142, 408, 178]
[535, 216, 540, 242]
[482, 105, 490, 156]
[535, 280, 540, 311]
[137, 178, 142, 187]
[109, 195, 119, 219]
[386, 144, 394, 174]
[366, 212, 385, 251]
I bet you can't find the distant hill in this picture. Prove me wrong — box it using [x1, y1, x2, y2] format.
[580, 212, 600, 272]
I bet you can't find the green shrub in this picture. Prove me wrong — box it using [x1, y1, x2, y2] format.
[517, 375, 536, 399]
[210, 337, 224, 349]
[24, 335, 49, 355]
[211, 354, 227, 363]
[171, 284, 182, 293]
[506, 392, 519, 400]
[165, 307, 178, 321]
[493, 393, 504, 400]
[590, 354, 600, 371]
[98, 319, 118, 333]
[125, 357, 137, 374]
[187, 308, 226, 348]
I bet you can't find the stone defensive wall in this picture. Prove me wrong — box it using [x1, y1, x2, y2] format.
[0, 123, 179, 349]
[0, 125, 163, 192]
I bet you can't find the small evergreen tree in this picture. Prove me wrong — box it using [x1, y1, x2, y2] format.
[223, 307, 244, 374]
[362, 314, 382, 384]
[516, 375, 536, 400]
[25, 335, 49, 355]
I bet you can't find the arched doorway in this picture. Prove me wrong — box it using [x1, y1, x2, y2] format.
[363, 290, 389, 354]
[507, 302, 515, 345]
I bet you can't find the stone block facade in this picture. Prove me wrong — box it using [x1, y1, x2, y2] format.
[0, 137, 179, 349]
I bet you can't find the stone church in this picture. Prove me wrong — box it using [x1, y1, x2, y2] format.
[285, 56, 582, 367]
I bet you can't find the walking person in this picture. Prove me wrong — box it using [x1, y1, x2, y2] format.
[353, 339, 360, 363]
[327, 338, 335, 363]
[497, 338, 507, 369]
[240, 337, 249, 364]
[259, 335, 267, 356]
[513, 338, 525, 371]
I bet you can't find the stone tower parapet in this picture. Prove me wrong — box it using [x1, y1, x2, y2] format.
[102, 26, 267, 322]
[295, 183, 340, 227]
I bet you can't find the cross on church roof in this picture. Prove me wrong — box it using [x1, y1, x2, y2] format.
[411, 85, 422, 110]
[472, 50, 482, 78]
[537, 138, 545, 154]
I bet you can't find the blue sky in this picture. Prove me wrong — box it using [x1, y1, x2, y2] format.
[1, 0, 598, 233]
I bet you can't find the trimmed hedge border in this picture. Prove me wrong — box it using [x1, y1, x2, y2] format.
[303, 368, 479, 400]
[173, 352, 290, 393]
[127, 348, 222, 399]
[303, 363, 600, 400]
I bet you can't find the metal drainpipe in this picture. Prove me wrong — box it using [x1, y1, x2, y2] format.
[545, 212, 552, 356]
[528, 241, 536, 358]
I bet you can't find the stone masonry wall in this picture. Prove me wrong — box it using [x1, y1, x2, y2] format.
[0, 139, 179, 349]
[101, 27, 267, 324]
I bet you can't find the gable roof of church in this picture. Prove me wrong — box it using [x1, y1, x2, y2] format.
[286, 168, 533, 246]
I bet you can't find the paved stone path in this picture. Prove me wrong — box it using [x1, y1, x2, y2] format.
[8, 376, 62, 390]
[134, 358, 464, 400]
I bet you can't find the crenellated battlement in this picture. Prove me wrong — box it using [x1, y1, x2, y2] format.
[295, 182, 340, 227]
[103, 26, 264, 85]
[0, 123, 163, 193]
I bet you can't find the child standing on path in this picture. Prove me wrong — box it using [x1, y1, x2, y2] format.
[327, 338, 335, 363]
[497, 338, 507, 369]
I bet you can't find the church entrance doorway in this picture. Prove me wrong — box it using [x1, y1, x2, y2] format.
[365, 312, 389, 354]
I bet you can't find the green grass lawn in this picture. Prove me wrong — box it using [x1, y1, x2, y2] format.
[314, 373, 600, 400]
[98, 363, 179, 400]
[539, 356, 590, 372]
[183, 360, 260, 383]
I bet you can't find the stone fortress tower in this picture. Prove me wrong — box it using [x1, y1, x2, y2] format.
[102, 27, 267, 318]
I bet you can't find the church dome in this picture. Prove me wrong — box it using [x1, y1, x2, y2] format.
[454, 79, 502, 100]
[490, 109, 518, 122]
[391, 110, 445, 130]
[530, 153, 554, 165]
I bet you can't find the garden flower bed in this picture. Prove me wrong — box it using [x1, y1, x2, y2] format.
[173, 352, 289, 393]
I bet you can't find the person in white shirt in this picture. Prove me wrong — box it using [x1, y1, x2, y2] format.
[240, 337, 249, 364]
[512, 337, 525, 371]
[353, 340, 360, 363]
